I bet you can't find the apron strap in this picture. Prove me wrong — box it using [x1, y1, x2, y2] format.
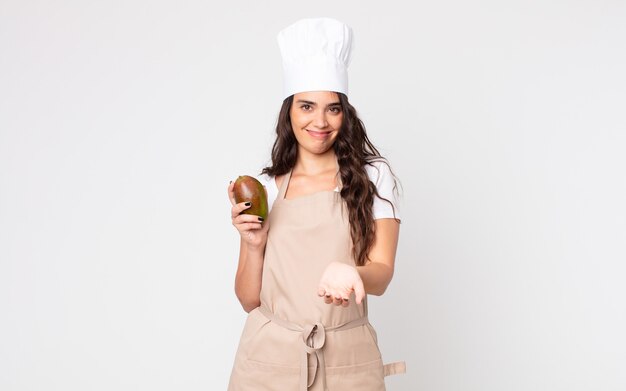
[276, 169, 293, 201]
[383, 361, 406, 377]
[335, 158, 343, 191]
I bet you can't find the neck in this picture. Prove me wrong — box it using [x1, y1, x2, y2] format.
[293, 148, 338, 176]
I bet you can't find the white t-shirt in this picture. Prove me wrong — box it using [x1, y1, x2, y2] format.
[255, 160, 401, 221]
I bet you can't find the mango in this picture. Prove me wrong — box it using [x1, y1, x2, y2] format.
[233, 175, 268, 220]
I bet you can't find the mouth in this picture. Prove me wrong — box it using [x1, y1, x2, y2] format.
[306, 129, 332, 139]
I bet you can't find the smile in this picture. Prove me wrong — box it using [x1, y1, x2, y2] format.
[306, 129, 332, 139]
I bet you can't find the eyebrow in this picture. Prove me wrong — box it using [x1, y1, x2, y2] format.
[295, 99, 341, 107]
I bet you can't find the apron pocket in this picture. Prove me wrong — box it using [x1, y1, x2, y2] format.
[326, 358, 386, 390]
[238, 307, 271, 348]
[230, 357, 299, 391]
[245, 321, 302, 365]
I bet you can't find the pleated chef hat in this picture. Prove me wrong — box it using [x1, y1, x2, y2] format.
[277, 17, 354, 100]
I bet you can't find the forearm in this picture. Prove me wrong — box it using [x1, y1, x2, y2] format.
[235, 243, 265, 312]
[356, 261, 394, 296]
[356, 219, 399, 296]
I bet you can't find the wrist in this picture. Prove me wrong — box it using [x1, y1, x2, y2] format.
[246, 243, 266, 256]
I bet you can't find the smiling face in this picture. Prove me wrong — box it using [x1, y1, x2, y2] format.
[289, 91, 344, 156]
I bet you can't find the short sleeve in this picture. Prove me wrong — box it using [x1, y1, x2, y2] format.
[255, 172, 278, 213]
[365, 161, 401, 222]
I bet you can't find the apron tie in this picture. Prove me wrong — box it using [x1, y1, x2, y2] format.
[258, 306, 369, 391]
[302, 323, 326, 390]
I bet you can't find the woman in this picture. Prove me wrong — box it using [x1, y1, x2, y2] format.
[227, 17, 405, 390]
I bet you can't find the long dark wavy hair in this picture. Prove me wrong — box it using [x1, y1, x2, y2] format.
[261, 92, 401, 267]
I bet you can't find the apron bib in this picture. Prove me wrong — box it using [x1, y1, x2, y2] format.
[228, 166, 405, 391]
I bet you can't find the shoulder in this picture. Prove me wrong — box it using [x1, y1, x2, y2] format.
[364, 159, 395, 186]
[364, 160, 401, 222]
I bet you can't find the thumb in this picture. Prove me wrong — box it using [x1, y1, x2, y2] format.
[354, 280, 366, 304]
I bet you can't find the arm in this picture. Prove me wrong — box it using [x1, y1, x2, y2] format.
[234, 239, 265, 312]
[356, 218, 400, 296]
[318, 161, 401, 305]
[228, 181, 269, 313]
[317, 218, 400, 305]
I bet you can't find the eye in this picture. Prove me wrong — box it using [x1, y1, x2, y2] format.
[301, 104, 312, 111]
[330, 107, 342, 114]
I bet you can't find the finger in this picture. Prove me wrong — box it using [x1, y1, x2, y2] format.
[260, 217, 270, 232]
[231, 202, 253, 218]
[333, 296, 343, 306]
[232, 214, 265, 225]
[234, 222, 263, 232]
[228, 181, 237, 205]
[354, 280, 366, 305]
[341, 297, 350, 307]
[318, 286, 330, 300]
[320, 288, 333, 304]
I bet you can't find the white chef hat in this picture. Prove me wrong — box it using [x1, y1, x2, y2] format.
[276, 17, 354, 100]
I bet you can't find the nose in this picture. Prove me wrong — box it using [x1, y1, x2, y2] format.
[312, 110, 329, 129]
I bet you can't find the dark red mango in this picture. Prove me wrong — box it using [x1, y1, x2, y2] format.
[233, 175, 268, 220]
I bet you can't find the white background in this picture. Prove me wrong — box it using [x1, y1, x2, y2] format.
[1, 1, 625, 390]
